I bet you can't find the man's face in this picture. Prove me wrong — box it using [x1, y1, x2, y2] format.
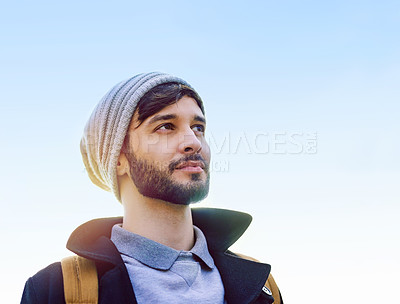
[123, 96, 210, 205]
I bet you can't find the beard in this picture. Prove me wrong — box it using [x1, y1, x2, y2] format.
[125, 152, 210, 205]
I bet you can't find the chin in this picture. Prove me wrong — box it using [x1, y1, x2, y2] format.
[140, 175, 210, 206]
[173, 172, 206, 182]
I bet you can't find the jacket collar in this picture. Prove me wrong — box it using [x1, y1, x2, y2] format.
[66, 207, 270, 304]
[66, 207, 252, 261]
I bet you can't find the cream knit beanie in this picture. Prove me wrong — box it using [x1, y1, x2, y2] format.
[80, 72, 193, 203]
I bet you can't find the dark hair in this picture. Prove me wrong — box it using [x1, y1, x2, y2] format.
[135, 82, 204, 127]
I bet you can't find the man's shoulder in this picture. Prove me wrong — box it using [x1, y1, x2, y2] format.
[21, 262, 65, 304]
[32, 261, 63, 280]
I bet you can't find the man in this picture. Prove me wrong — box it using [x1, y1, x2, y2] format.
[21, 72, 282, 304]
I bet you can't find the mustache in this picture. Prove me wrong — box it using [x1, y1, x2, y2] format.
[169, 154, 208, 173]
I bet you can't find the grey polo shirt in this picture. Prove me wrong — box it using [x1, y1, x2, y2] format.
[111, 224, 227, 304]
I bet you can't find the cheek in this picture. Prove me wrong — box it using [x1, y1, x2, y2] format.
[144, 136, 178, 160]
[132, 133, 176, 156]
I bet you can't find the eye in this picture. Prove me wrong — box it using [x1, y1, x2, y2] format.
[192, 124, 205, 133]
[156, 123, 174, 132]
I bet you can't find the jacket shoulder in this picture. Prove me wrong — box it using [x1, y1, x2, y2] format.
[21, 262, 65, 304]
[231, 252, 283, 304]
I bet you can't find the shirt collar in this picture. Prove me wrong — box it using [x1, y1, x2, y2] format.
[191, 226, 215, 269]
[110, 225, 215, 270]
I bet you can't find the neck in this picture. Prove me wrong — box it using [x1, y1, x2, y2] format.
[121, 187, 194, 251]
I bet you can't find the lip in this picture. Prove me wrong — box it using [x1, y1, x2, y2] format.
[175, 161, 205, 172]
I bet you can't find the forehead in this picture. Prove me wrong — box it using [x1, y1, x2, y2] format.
[153, 96, 204, 117]
[131, 96, 205, 129]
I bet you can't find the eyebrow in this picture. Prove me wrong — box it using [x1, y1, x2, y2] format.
[147, 114, 206, 125]
[147, 114, 177, 125]
[193, 115, 206, 124]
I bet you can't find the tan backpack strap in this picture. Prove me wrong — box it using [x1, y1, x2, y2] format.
[61, 256, 98, 304]
[234, 252, 281, 304]
[265, 273, 281, 304]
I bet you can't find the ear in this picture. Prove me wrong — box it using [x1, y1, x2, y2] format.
[117, 152, 130, 177]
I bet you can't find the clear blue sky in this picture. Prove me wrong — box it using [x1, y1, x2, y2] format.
[1, 1, 399, 303]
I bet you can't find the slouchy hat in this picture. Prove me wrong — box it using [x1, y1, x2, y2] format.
[80, 72, 193, 203]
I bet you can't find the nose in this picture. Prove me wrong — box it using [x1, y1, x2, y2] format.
[178, 129, 202, 154]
